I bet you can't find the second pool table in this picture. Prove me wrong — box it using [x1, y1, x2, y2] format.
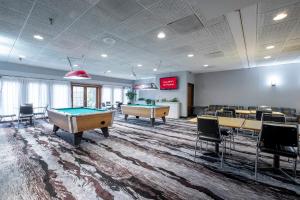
[121, 104, 170, 126]
[47, 107, 113, 145]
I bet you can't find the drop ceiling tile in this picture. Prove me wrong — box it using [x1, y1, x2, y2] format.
[0, 0, 34, 15]
[148, 0, 193, 24]
[95, 0, 144, 22]
[110, 10, 163, 41]
[136, 0, 161, 8]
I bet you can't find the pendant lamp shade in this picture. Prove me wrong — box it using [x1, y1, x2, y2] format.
[64, 70, 91, 79]
[64, 56, 91, 79]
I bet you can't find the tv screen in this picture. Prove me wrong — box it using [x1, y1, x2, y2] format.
[160, 77, 178, 90]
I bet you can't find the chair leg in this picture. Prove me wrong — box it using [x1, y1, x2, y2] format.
[194, 139, 198, 161]
[255, 149, 259, 180]
[294, 158, 297, 180]
[221, 142, 224, 168]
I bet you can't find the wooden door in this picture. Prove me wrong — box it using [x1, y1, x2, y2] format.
[187, 83, 194, 116]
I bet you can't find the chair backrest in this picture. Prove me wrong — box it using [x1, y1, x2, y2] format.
[259, 123, 298, 148]
[106, 101, 111, 106]
[262, 113, 285, 123]
[256, 110, 271, 121]
[101, 103, 106, 107]
[197, 117, 220, 140]
[216, 110, 233, 118]
[223, 108, 236, 118]
[248, 106, 257, 110]
[20, 105, 33, 115]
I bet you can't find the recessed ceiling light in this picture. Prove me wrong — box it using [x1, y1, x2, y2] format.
[101, 54, 108, 58]
[157, 31, 166, 39]
[264, 56, 272, 59]
[187, 54, 194, 58]
[102, 37, 116, 45]
[266, 45, 275, 50]
[33, 34, 44, 40]
[137, 64, 142, 67]
[19, 55, 26, 58]
[73, 64, 79, 67]
[107, 70, 111, 73]
[203, 64, 209, 67]
[273, 12, 287, 21]
[153, 68, 157, 71]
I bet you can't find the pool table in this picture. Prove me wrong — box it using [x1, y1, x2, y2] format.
[47, 107, 113, 145]
[121, 104, 170, 126]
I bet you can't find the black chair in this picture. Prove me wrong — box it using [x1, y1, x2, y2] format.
[255, 123, 299, 180]
[256, 110, 272, 121]
[194, 117, 229, 168]
[216, 110, 233, 118]
[18, 104, 34, 128]
[223, 108, 236, 118]
[262, 113, 285, 123]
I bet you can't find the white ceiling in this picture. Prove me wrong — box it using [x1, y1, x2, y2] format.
[0, 0, 299, 80]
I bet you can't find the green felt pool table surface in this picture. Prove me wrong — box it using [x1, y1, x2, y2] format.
[55, 107, 108, 115]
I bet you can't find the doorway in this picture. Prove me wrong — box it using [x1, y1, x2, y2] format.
[187, 83, 194, 116]
[71, 83, 101, 108]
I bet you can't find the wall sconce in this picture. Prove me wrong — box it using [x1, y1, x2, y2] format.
[271, 79, 277, 87]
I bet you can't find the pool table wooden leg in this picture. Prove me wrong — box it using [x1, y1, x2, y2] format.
[101, 127, 109, 137]
[53, 125, 59, 133]
[74, 132, 83, 146]
[125, 114, 128, 121]
[150, 118, 155, 126]
[162, 116, 166, 124]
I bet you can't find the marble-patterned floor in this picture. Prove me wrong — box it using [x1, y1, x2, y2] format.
[0, 116, 299, 200]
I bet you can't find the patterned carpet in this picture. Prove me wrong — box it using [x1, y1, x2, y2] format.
[0, 116, 299, 200]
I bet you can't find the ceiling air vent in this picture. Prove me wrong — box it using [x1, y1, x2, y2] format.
[205, 51, 224, 58]
[167, 14, 204, 34]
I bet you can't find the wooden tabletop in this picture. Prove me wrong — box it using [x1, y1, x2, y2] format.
[241, 120, 262, 132]
[190, 116, 245, 129]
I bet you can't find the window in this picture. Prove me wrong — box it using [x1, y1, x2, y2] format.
[27, 81, 49, 108]
[52, 83, 70, 108]
[113, 87, 123, 103]
[102, 86, 112, 103]
[0, 79, 21, 115]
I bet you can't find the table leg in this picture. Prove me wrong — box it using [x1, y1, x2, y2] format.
[136, 116, 140, 119]
[273, 155, 280, 168]
[215, 143, 219, 154]
[74, 132, 83, 146]
[125, 114, 128, 120]
[162, 116, 166, 123]
[150, 118, 155, 126]
[101, 127, 109, 137]
[53, 125, 59, 133]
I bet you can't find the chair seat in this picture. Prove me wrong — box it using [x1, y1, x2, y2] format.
[220, 129, 231, 136]
[260, 146, 298, 158]
[0, 114, 16, 118]
[34, 112, 44, 115]
[20, 114, 34, 118]
[198, 136, 221, 143]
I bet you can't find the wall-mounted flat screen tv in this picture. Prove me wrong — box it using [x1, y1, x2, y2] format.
[160, 77, 178, 90]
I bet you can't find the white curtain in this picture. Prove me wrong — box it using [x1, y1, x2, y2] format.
[102, 86, 112, 103]
[27, 81, 49, 108]
[51, 82, 71, 108]
[0, 78, 21, 115]
[123, 87, 130, 103]
[113, 87, 123, 103]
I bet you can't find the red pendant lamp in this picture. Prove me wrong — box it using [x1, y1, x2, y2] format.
[64, 57, 91, 79]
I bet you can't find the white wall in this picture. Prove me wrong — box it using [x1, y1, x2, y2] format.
[194, 63, 300, 110]
[136, 71, 195, 117]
